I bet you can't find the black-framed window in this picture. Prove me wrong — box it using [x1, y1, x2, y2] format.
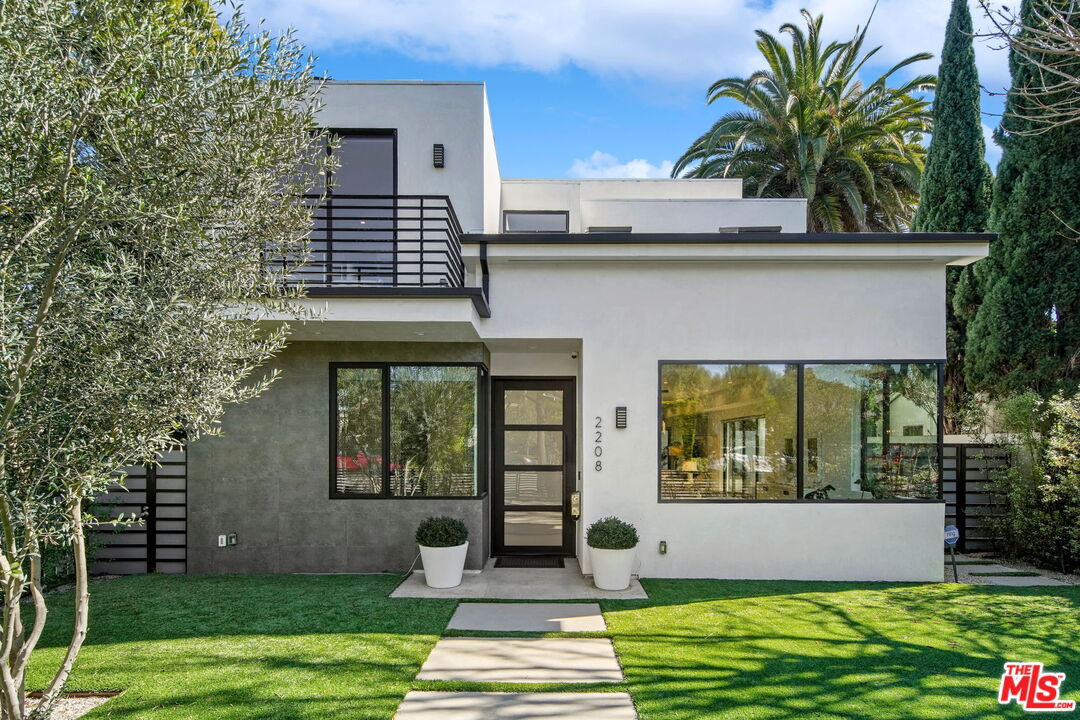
[331, 363, 488, 498]
[503, 210, 569, 233]
[659, 361, 944, 502]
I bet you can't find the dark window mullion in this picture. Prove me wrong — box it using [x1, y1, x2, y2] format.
[796, 364, 805, 500]
[382, 365, 391, 498]
[937, 361, 945, 500]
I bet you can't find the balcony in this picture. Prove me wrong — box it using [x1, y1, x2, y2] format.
[277, 194, 466, 290]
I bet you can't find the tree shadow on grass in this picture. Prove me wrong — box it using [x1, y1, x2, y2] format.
[602, 580, 1080, 720]
[33, 632, 437, 720]
[33, 573, 456, 647]
[27, 574, 456, 719]
[29, 574, 1080, 719]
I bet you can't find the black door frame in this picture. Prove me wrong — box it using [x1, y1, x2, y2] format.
[491, 377, 577, 556]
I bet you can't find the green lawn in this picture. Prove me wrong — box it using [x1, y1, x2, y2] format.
[607, 580, 1080, 719]
[28, 574, 456, 719]
[27, 575, 1080, 719]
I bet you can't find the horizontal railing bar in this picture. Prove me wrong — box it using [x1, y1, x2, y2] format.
[282, 194, 467, 290]
[273, 250, 456, 257]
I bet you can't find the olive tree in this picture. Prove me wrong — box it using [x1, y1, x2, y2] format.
[0, 1, 329, 717]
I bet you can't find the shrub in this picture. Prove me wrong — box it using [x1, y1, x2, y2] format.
[415, 516, 468, 547]
[586, 516, 639, 550]
[989, 392, 1080, 573]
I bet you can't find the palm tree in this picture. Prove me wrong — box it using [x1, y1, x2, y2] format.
[672, 11, 935, 232]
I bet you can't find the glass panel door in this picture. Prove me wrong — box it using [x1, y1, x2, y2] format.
[492, 380, 575, 556]
[327, 132, 396, 286]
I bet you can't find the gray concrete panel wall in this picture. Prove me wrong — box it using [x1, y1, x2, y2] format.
[187, 341, 489, 573]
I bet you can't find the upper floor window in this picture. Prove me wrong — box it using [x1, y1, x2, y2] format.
[503, 210, 569, 233]
[325, 131, 396, 196]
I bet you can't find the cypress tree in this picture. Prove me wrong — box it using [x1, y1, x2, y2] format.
[913, 0, 992, 430]
[956, 0, 1080, 398]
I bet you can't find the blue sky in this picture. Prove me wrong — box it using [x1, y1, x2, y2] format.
[243, 0, 1011, 179]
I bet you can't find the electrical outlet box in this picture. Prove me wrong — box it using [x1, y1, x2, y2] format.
[217, 534, 227, 548]
[227, 533, 238, 546]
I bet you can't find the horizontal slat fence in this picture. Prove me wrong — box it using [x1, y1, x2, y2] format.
[942, 443, 1009, 553]
[92, 447, 187, 575]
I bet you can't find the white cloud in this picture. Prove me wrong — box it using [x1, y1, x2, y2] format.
[242, 0, 1011, 88]
[567, 151, 674, 179]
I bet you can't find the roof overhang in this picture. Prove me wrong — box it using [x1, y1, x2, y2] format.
[462, 232, 993, 265]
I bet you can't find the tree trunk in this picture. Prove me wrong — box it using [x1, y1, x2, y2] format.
[30, 499, 89, 720]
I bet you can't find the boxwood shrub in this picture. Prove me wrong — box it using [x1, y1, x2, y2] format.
[586, 516, 639, 550]
[415, 516, 468, 547]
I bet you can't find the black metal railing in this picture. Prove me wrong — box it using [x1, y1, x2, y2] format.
[274, 194, 465, 289]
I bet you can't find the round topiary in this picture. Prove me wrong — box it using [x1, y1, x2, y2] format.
[586, 516, 639, 550]
[415, 516, 468, 547]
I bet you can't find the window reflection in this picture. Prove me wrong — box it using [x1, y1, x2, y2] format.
[661, 364, 798, 499]
[390, 366, 478, 497]
[659, 362, 941, 501]
[335, 368, 384, 495]
[803, 363, 939, 500]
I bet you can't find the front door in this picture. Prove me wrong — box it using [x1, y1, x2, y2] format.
[492, 378, 576, 556]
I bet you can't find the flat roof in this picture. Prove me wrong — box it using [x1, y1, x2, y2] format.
[462, 232, 996, 245]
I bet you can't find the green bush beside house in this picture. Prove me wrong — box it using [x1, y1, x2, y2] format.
[986, 392, 1080, 573]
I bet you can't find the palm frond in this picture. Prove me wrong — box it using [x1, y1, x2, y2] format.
[675, 9, 933, 231]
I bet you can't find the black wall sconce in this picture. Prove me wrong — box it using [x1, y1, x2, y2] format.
[615, 406, 627, 429]
[433, 143, 445, 168]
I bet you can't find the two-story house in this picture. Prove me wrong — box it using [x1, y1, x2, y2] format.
[98, 81, 992, 582]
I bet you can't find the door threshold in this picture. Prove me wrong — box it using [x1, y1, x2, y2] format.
[494, 556, 565, 569]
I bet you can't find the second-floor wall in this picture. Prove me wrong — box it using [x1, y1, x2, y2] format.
[315, 82, 808, 236]
[316, 82, 499, 234]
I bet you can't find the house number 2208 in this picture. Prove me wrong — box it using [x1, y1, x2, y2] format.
[594, 416, 603, 471]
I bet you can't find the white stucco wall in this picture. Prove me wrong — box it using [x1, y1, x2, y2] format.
[640, 503, 943, 581]
[316, 82, 492, 233]
[478, 258, 947, 581]
[481, 91, 502, 234]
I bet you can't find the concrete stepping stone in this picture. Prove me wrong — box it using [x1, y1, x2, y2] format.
[447, 603, 606, 632]
[417, 637, 623, 683]
[396, 691, 637, 719]
[950, 563, 1018, 574]
[976, 574, 1068, 586]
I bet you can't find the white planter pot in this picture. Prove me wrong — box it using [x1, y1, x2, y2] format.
[419, 541, 469, 588]
[589, 546, 636, 590]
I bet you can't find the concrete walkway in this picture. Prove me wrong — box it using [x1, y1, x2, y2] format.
[396, 599, 637, 718]
[417, 637, 624, 683]
[947, 554, 1069, 586]
[447, 602, 607, 632]
[392, 558, 648, 600]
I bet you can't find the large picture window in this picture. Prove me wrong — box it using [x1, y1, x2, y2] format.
[803, 363, 940, 500]
[660, 361, 942, 502]
[332, 363, 485, 498]
[660, 364, 797, 500]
